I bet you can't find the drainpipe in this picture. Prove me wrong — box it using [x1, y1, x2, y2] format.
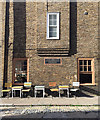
[0, 2, 3, 97]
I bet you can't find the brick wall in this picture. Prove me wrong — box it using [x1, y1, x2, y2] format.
[2, 2, 99, 94]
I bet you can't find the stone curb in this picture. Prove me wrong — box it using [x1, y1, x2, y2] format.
[0, 104, 99, 107]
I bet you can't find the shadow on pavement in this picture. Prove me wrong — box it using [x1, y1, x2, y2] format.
[1, 111, 100, 120]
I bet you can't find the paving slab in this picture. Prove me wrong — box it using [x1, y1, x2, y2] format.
[0, 96, 99, 106]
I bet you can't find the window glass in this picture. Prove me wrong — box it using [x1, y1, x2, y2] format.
[49, 31, 57, 37]
[14, 60, 27, 83]
[79, 60, 82, 65]
[47, 13, 59, 39]
[84, 66, 87, 71]
[88, 60, 91, 65]
[80, 66, 83, 71]
[84, 60, 87, 65]
[45, 58, 61, 64]
[88, 66, 91, 71]
[79, 59, 94, 84]
[49, 27, 57, 32]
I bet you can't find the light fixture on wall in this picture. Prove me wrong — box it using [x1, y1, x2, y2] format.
[84, 11, 88, 15]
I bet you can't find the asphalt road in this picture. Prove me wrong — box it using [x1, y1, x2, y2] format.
[0, 106, 100, 119]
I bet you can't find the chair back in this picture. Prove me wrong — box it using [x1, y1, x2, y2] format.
[5, 83, 12, 88]
[24, 82, 32, 88]
[72, 82, 80, 87]
[49, 82, 57, 87]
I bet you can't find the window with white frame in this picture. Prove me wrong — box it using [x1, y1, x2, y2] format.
[47, 12, 59, 39]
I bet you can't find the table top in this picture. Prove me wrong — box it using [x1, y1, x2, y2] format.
[12, 86, 23, 89]
[35, 86, 45, 88]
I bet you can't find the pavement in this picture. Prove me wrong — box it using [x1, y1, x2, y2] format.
[0, 96, 100, 119]
[0, 96, 99, 106]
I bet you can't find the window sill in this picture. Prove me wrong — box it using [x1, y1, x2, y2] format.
[80, 83, 96, 86]
[46, 37, 59, 40]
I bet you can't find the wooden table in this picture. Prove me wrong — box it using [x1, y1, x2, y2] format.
[59, 85, 69, 98]
[12, 86, 23, 98]
[34, 86, 45, 98]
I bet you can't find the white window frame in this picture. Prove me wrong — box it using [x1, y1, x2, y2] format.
[47, 12, 59, 39]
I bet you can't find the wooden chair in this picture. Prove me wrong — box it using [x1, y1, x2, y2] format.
[70, 82, 80, 98]
[22, 82, 32, 98]
[49, 82, 59, 97]
[1, 83, 12, 97]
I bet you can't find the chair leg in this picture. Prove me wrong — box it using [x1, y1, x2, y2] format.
[7, 92, 9, 98]
[9, 92, 10, 98]
[22, 92, 23, 98]
[35, 90, 36, 98]
[30, 91, 31, 97]
[27, 92, 31, 98]
[1, 92, 3, 97]
[59, 90, 60, 97]
[74, 91, 76, 99]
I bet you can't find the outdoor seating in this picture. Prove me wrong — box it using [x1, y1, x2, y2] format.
[34, 86, 45, 98]
[21, 82, 32, 98]
[12, 86, 23, 98]
[70, 82, 80, 98]
[1, 83, 12, 97]
[59, 85, 69, 97]
[49, 82, 59, 97]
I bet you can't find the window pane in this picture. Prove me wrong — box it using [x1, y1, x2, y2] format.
[45, 59, 61, 64]
[49, 20, 57, 25]
[52, 20, 57, 25]
[49, 15, 52, 19]
[49, 20, 52, 25]
[49, 14, 57, 25]
[84, 60, 87, 65]
[88, 66, 91, 71]
[49, 32, 57, 37]
[52, 15, 57, 19]
[88, 60, 91, 65]
[80, 74, 92, 84]
[79, 60, 82, 65]
[49, 27, 57, 32]
[14, 60, 27, 83]
[49, 15, 57, 19]
[84, 66, 87, 71]
[24, 60, 27, 65]
[80, 66, 83, 71]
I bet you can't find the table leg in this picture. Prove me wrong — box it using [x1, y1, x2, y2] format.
[20, 90, 21, 98]
[12, 89, 13, 98]
[44, 89, 45, 97]
[59, 89, 60, 97]
[34, 89, 36, 98]
[67, 88, 69, 98]
[14, 90, 16, 97]
[43, 89, 45, 98]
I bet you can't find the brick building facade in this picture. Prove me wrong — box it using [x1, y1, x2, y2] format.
[1, 1, 100, 95]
